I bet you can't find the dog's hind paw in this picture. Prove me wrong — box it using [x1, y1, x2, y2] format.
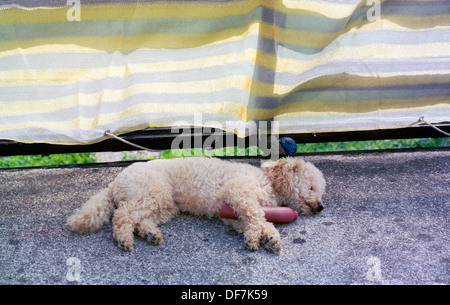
[145, 232, 163, 245]
[135, 223, 163, 246]
[115, 236, 133, 251]
[118, 241, 133, 251]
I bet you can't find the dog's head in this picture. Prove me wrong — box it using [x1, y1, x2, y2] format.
[261, 158, 326, 216]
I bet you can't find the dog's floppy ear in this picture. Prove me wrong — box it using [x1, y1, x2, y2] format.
[261, 159, 288, 174]
[283, 160, 301, 173]
[261, 158, 288, 170]
[262, 158, 302, 174]
[261, 159, 291, 190]
[261, 160, 276, 169]
[262, 159, 306, 188]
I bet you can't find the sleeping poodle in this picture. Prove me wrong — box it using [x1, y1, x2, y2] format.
[67, 157, 325, 254]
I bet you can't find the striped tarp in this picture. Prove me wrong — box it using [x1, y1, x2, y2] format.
[1, 0, 449, 144]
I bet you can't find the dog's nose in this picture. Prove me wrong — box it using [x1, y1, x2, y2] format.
[316, 203, 324, 212]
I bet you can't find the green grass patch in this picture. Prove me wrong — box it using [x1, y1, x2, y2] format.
[158, 146, 264, 159]
[296, 137, 450, 153]
[1, 138, 448, 168]
[0, 153, 97, 168]
[158, 138, 450, 159]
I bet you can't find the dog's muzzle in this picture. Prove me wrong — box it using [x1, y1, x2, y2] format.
[315, 202, 324, 213]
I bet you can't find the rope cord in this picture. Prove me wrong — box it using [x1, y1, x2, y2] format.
[104, 117, 449, 152]
[415, 117, 450, 137]
[104, 130, 159, 152]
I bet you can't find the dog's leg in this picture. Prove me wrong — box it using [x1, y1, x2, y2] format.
[135, 219, 164, 245]
[134, 189, 178, 246]
[134, 204, 178, 246]
[222, 179, 282, 254]
[112, 196, 178, 250]
[112, 203, 135, 251]
[244, 217, 282, 254]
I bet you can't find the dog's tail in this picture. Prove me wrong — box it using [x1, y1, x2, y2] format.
[67, 183, 114, 233]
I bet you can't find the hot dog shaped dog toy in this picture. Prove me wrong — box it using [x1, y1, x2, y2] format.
[220, 203, 298, 224]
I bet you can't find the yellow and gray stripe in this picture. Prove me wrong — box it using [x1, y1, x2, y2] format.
[1, 0, 449, 144]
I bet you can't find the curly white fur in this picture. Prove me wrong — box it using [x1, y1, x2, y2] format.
[67, 157, 325, 253]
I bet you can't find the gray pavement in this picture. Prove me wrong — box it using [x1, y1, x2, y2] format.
[0, 150, 449, 285]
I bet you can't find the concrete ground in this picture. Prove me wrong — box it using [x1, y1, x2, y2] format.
[0, 149, 448, 285]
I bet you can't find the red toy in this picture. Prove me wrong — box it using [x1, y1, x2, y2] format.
[220, 203, 298, 224]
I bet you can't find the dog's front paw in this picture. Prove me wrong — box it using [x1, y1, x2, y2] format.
[243, 230, 260, 252]
[244, 236, 260, 252]
[262, 236, 282, 254]
[243, 222, 282, 254]
[260, 223, 282, 254]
